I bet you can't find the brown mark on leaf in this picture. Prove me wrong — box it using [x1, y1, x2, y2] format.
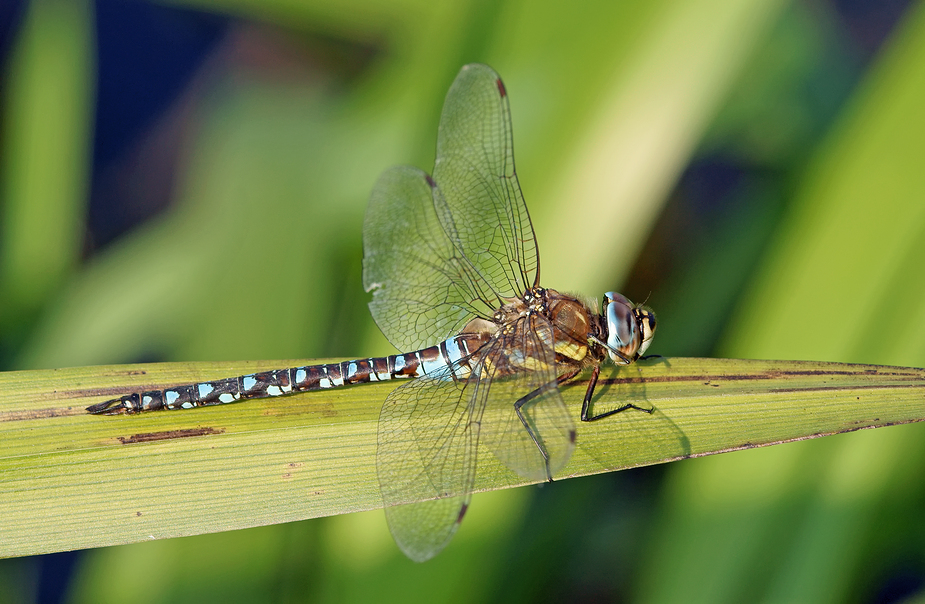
[597, 367, 925, 388]
[769, 383, 925, 394]
[283, 462, 303, 480]
[0, 407, 86, 421]
[662, 417, 925, 463]
[118, 427, 224, 444]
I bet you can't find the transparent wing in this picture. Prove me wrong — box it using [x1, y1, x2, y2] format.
[377, 362, 481, 562]
[433, 63, 539, 298]
[378, 319, 575, 561]
[363, 166, 497, 351]
[477, 315, 575, 481]
[363, 64, 539, 351]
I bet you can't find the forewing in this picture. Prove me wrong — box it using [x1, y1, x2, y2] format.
[432, 63, 540, 299]
[363, 166, 497, 351]
[478, 315, 576, 481]
[377, 362, 481, 562]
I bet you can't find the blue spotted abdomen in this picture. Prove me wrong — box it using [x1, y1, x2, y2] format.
[86, 333, 489, 415]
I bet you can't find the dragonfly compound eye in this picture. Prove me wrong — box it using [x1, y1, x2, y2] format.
[602, 291, 640, 363]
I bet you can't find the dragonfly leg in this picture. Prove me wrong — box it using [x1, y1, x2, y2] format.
[580, 364, 654, 422]
[513, 367, 582, 481]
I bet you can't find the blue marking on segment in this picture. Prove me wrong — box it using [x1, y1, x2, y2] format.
[392, 356, 405, 373]
[346, 362, 358, 380]
[142, 395, 153, 405]
[181, 402, 194, 409]
[421, 353, 445, 375]
[267, 386, 282, 396]
[165, 391, 180, 405]
[198, 383, 214, 398]
[319, 366, 333, 389]
[443, 338, 463, 363]
[243, 375, 257, 391]
[330, 367, 345, 387]
[295, 369, 306, 384]
[219, 393, 236, 403]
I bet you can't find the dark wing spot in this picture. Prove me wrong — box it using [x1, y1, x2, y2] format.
[496, 78, 506, 97]
[118, 427, 224, 444]
[456, 502, 469, 523]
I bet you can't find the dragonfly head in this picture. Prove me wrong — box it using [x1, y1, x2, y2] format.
[601, 292, 657, 364]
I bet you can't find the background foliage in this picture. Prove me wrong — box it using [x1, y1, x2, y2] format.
[1, 0, 924, 602]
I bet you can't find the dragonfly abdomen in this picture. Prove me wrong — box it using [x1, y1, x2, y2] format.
[86, 334, 484, 415]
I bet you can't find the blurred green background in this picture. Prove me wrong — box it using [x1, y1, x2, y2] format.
[2, 0, 925, 602]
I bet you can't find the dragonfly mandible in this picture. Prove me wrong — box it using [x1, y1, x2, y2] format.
[87, 63, 657, 562]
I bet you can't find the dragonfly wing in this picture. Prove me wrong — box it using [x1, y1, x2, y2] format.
[478, 315, 576, 481]
[433, 63, 540, 298]
[377, 361, 482, 562]
[378, 318, 575, 560]
[363, 166, 496, 351]
[364, 64, 537, 350]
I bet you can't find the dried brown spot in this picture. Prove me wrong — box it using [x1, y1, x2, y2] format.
[118, 427, 224, 444]
[0, 407, 84, 421]
[598, 368, 925, 387]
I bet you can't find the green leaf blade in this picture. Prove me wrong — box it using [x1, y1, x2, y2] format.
[2, 356, 922, 558]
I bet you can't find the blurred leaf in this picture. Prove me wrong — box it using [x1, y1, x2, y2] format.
[637, 1, 925, 603]
[528, 0, 790, 294]
[1, 356, 923, 557]
[0, 0, 93, 325]
[721, 0, 925, 365]
[157, 0, 434, 44]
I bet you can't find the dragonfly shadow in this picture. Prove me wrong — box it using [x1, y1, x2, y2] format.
[574, 361, 690, 473]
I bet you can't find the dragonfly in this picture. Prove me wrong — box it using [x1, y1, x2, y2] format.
[87, 63, 656, 562]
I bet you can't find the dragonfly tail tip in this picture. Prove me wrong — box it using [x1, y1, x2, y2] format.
[86, 398, 126, 415]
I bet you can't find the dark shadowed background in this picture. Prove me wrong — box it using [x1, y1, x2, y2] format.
[2, 0, 925, 602]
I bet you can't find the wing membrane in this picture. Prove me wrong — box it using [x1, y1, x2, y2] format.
[377, 362, 480, 562]
[433, 63, 539, 298]
[477, 315, 575, 481]
[363, 64, 540, 350]
[363, 166, 496, 351]
[378, 317, 575, 561]
[370, 64, 564, 561]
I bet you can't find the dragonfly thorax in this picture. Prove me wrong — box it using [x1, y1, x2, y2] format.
[494, 286, 551, 326]
[600, 292, 657, 365]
